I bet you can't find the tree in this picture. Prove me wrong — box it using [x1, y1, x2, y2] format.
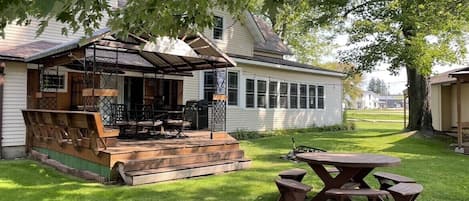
[367, 78, 377, 93]
[321, 62, 363, 108]
[368, 78, 389, 95]
[0, 0, 253, 38]
[259, 0, 333, 65]
[306, 1, 469, 131]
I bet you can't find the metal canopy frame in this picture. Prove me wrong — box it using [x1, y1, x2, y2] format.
[24, 29, 236, 133]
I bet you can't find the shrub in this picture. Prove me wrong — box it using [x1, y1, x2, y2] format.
[230, 122, 356, 140]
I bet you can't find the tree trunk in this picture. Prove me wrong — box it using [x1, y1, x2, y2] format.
[406, 67, 433, 131]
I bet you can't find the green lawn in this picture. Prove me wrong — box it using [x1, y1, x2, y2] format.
[347, 109, 406, 121]
[1, 122, 468, 201]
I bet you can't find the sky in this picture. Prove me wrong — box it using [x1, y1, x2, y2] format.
[328, 35, 467, 95]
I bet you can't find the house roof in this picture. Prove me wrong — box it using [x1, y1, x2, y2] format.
[0, 41, 59, 61]
[229, 54, 344, 77]
[430, 67, 466, 85]
[252, 16, 293, 56]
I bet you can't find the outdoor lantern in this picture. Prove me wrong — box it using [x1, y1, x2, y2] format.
[0, 61, 5, 76]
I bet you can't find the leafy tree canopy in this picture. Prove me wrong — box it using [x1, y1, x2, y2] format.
[0, 0, 255, 39]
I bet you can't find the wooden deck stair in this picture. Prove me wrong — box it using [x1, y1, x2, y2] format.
[113, 135, 251, 185]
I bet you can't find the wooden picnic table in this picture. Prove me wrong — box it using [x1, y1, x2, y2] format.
[296, 152, 401, 201]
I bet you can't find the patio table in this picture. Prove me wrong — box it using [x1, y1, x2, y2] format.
[296, 152, 401, 201]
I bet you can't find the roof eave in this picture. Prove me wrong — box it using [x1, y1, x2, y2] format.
[233, 57, 345, 78]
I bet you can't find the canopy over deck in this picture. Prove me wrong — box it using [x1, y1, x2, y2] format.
[24, 28, 236, 74]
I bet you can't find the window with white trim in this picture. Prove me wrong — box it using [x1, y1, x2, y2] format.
[245, 79, 255, 108]
[227, 72, 238, 105]
[318, 86, 325, 109]
[42, 72, 67, 92]
[257, 80, 267, 108]
[280, 82, 288, 108]
[269, 81, 278, 108]
[203, 71, 239, 105]
[203, 71, 215, 102]
[213, 16, 223, 40]
[309, 85, 317, 109]
[299, 84, 307, 108]
[290, 83, 298, 109]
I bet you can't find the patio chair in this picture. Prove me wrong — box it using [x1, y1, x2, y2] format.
[164, 105, 191, 138]
[134, 104, 163, 136]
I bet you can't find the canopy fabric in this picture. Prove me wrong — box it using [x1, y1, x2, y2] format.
[24, 28, 236, 74]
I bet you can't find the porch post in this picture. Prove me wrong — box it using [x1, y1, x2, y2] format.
[0, 61, 4, 159]
[457, 79, 462, 148]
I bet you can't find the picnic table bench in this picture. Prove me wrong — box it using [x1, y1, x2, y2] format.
[373, 171, 416, 190]
[275, 178, 312, 201]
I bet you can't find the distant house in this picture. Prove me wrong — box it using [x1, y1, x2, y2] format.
[0, 2, 344, 158]
[352, 91, 380, 109]
[378, 95, 404, 109]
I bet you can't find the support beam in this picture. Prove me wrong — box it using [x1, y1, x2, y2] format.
[457, 79, 462, 147]
[0, 61, 4, 159]
[43, 48, 86, 67]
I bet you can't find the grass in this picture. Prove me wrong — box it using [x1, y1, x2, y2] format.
[1, 121, 468, 201]
[347, 109, 406, 121]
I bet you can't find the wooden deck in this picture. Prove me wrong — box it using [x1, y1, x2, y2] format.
[31, 131, 251, 185]
[23, 110, 250, 185]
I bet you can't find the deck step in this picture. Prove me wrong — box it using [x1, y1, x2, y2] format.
[126, 159, 251, 185]
[123, 150, 245, 171]
[108, 143, 241, 163]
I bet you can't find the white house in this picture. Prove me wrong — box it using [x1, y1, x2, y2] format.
[352, 91, 380, 109]
[0, 2, 344, 158]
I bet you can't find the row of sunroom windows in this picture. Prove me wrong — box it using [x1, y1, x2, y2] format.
[203, 71, 325, 109]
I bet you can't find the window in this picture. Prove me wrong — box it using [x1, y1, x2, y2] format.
[228, 72, 238, 105]
[299, 84, 307, 108]
[309, 85, 317, 109]
[318, 86, 325, 109]
[269, 81, 278, 108]
[213, 16, 223, 40]
[257, 80, 267, 108]
[203, 71, 215, 102]
[280, 82, 288, 108]
[290, 83, 298, 109]
[245, 79, 255, 108]
[203, 71, 238, 105]
[42, 73, 67, 92]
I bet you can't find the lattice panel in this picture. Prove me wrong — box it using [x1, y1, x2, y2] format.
[211, 100, 226, 132]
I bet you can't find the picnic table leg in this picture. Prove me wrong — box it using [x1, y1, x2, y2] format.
[308, 164, 361, 201]
[351, 168, 384, 201]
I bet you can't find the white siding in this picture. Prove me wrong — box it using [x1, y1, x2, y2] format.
[431, 84, 442, 131]
[183, 71, 201, 102]
[0, 0, 117, 49]
[186, 63, 343, 132]
[2, 62, 27, 147]
[203, 10, 254, 56]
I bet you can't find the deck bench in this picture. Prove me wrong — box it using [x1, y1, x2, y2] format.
[275, 178, 312, 201]
[278, 168, 307, 182]
[22, 109, 119, 154]
[373, 171, 416, 190]
[388, 183, 423, 201]
[325, 188, 390, 201]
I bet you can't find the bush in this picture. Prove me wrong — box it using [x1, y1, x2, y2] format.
[230, 122, 356, 140]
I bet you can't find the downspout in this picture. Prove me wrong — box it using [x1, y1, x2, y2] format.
[0, 61, 5, 159]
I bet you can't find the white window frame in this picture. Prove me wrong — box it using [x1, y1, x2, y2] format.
[41, 71, 68, 93]
[289, 83, 299, 109]
[317, 85, 326, 110]
[245, 78, 255, 108]
[213, 16, 224, 40]
[200, 70, 240, 107]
